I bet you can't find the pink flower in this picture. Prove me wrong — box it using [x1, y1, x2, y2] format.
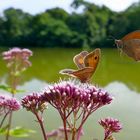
[0, 95, 20, 115]
[22, 79, 114, 140]
[2, 47, 32, 61]
[41, 79, 113, 137]
[21, 93, 47, 113]
[41, 80, 113, 114]
[99, 117, 122, 140]
[2, 47, 32, 75]
[4, 98, 21, 111]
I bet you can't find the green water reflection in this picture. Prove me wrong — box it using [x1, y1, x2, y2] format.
[5, 47, 139, 91]
[1, 47, 140, 91]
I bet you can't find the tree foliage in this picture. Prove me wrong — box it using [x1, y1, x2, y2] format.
[0, 1, 140, 48]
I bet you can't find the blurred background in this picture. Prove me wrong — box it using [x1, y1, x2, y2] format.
[0, 0, 140, 140]
[0, 0, 140, 48]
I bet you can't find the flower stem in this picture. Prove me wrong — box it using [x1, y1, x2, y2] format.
[76, 126, 82, 140]
[5, 73, 17, 140]
[0, 112, 9, 128]
[35, 113, 48, 140]
[6, 111, 13, 140]
[72, 112, 77, 140]
[62, 110, 68, 140]
[72, 128, 76, 140]
[76, 111, 92, 140]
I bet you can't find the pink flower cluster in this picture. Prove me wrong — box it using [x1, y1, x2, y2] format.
[99, 117, 122, 140]
[22, 93, 47, 113]
[2, 47, 32, 75]
[42, 80, 113, 114]
[21, 79, 114, 140]
[0, 95, 21, 115]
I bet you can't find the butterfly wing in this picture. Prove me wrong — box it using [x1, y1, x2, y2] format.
[122, 30, 140, 42]
[73, 51, 88, 69]
[69, 67, 94, 82]
[84, 48, 101, 74]
[59, 68, 94, 83]
[60, 48, 100, 82]
[59, 69, 76, 75]
[123, 39, 140, 61]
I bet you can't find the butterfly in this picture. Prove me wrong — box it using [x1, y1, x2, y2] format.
[59, 48, 101, 83]
[115, 30, 140, 61]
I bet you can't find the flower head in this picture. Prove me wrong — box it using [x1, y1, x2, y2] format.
[0, 95, 20, 115]
[4, 97, 21, 111]
[99, 117, 122, 140]
[21, 93, 47, 113]
[80, 84, 113, 111]
[21, 80, 113, 140]
[2, 47, 32, 75]
[41, 80, 113, 113]
[41, 79, 113, 134]
[41, 80, 83, 110]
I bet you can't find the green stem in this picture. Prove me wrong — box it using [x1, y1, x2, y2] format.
[5, 72, 17, 140]
[72, 112, 77, 140]
[5, 111, 13, 140]
[0, 112, 9, 128]
[5, 57, 20, 140]
[5, 88, 15, 140]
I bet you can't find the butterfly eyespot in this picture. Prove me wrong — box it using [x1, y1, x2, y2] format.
[94, 56, 98, 60]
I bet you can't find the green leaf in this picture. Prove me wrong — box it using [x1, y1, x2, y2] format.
[0, 125, 9, 134]
[15, 89, 26, 93]
[0, 85, 11, 92]
[0, 85, 25, 94]
[9, 127, 35, 137]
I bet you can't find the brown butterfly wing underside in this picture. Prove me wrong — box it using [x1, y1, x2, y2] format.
[73, 51, 88, 69]
[123, 39, 140, 61]
[60, 48, 101, 82]
[115, 30, 140, 61]
[60, 67, 94, 82]
[121, 30, 140, 42]
[59, 69, 76, 75]
[84, 48, 101, 70]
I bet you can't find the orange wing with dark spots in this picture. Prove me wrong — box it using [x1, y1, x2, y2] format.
[59, 48, 101, 82]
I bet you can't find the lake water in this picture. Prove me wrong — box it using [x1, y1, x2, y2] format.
[0, 48, 140, 140]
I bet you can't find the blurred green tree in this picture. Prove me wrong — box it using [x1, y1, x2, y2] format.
[2, 8, 32, 46]
[0, 1, 140, 48]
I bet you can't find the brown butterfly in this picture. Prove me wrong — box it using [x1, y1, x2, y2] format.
[115, 30, 140, 61]
[59, 48, 101, 83]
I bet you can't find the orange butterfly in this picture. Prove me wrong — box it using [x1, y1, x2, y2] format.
[115, 30, 140, 61]
[59, 48, 101, 83]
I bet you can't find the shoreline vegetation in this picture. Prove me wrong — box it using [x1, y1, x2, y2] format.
[0, 1, 140, 48]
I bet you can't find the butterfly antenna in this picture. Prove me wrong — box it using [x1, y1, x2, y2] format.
[107, 35, 118, 47]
